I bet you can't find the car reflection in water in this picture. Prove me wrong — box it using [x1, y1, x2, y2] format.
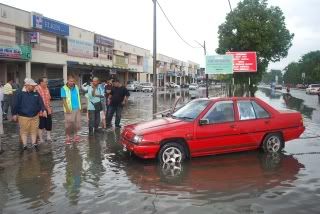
[122, 151, 304, 201]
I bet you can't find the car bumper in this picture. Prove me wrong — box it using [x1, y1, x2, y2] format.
[120, 137, 160, 159]
[283, 126, 305, 142]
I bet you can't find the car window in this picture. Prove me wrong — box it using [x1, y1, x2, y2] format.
[172, 100, 210, 120]
[251, 101, 270, 118]
[203, 101, 234, 124]
[237, 101, 256, 120]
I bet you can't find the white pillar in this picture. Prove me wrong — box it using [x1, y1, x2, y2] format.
[25, 61, 31, 79]
[63, 64, 68, 83]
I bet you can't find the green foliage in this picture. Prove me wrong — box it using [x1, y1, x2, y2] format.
[283, 51, 320, 84]
[262, 69, 283, 84]
[216, 0, 294, 85]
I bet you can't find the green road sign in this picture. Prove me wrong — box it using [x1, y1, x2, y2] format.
[205, 55, 233, 74]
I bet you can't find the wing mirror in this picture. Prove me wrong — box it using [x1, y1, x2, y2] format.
[199, 119, 209, 126]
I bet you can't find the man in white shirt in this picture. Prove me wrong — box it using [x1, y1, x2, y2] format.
[3, 80, 15, 120]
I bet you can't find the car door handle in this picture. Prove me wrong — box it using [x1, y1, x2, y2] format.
[230, 124, 236, 129]
[264, 120, 270, 124]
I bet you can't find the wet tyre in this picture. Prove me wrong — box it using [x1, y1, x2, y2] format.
[262, 133, 283, 153]
[158, 142, 186, 163]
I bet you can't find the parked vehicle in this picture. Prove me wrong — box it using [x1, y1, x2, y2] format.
[296, 84, 308, 89]
[180, 83, 189, 88]
[48, 79, 64, 99]
[121, 97, 305, 163]
[127, 81, 140, 91]
[137, 82, 153, 92]
[188, 83, 199, 90]
[166, 82, 180, 88]
[306, 84, 320, 95]
[275, 85, 283, 90]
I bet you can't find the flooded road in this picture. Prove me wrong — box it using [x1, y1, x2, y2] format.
[1, 88, 320, 214]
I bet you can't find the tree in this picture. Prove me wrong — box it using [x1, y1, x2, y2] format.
[216, 0, 294, 87]
[283, 50, 320, 84]
[262, 69, 283, 84]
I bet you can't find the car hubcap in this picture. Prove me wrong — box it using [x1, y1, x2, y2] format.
[266, 136, 281, 152]
[162, 147, 182, 163]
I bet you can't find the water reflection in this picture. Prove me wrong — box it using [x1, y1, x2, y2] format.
[122, 152, 304, 200]
[86, 135, 105, 187]
[64, 146, 82, 205]
[16, 146, 54, 209]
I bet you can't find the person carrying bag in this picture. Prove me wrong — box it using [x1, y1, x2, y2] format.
[87, 77, 105, 136]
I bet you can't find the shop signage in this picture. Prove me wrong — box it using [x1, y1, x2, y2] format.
[226, 51, 257, 72]
[68, 38, 93, 58]
[205, 55, 233, 74]
[29, 32, 40, 43]
[113, 55, 128, 68]
[32, 14, 69, 36]
[94, 34, 114, 47]
[0, 45, 31, 60]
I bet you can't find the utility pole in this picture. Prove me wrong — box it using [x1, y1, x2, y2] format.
[195, 40, 208, 97]
[152, 0, 157, 118]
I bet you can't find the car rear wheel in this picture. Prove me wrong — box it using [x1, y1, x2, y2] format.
[158, 142, 186, 163]
[262, 133, 283, 153]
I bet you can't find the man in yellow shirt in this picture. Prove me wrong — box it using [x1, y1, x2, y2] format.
[3, 80, 16, 120]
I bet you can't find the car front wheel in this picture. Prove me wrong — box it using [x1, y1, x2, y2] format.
[158, 142, 186, 163]
[262, 133, 283, 153]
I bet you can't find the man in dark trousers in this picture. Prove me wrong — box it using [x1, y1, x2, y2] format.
[106, 79, 130, 128]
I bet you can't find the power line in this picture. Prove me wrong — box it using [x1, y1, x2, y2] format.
[156, 0, 201, 49]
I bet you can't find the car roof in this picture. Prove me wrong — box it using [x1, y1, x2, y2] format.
[205, 96, 262, 102]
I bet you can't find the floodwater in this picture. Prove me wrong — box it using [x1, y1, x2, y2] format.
[0, 87, 320, 214]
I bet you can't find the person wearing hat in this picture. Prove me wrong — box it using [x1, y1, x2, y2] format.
[12, 78, 46, 151]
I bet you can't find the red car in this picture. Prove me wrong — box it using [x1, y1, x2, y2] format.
[121, 97, 305, 163]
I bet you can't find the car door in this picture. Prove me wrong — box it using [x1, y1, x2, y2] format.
[235, 100, 272, 148]
[193, 101, 240, 156]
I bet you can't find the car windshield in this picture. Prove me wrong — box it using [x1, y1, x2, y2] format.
[172, 99, 210, 120]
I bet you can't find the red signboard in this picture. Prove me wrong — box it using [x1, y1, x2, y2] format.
[226, 51, 257, 72]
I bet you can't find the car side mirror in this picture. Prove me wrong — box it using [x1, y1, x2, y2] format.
[199, 119, 209, 126]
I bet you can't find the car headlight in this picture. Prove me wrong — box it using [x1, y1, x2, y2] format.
[132, 135, 143, 144]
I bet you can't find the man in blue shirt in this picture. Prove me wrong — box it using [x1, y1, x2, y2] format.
[12, 79, 46, 151]
[61, 76, 82, 144]
[87, 77, 104, 136]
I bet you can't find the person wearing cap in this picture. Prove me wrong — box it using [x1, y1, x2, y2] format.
[12, 79, 46, 151]
[106, 79, 130, 128]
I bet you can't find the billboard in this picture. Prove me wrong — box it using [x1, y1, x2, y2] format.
[205, 55, 233, 74]
[226, 51, 257, 72]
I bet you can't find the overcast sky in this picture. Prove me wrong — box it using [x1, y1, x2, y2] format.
[3, 0, 320, 70]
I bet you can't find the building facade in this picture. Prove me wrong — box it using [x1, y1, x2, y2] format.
[0, 3, 199, 87]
